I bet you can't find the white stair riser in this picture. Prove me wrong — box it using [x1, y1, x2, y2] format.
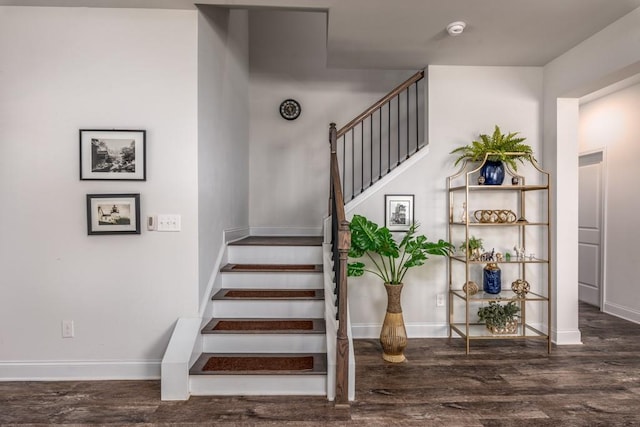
[227, 246, 322, 264]
[202, 334, 326, 353]
[212, 300, 324, 318]
[222, 272, 323, 289]
[190, 374, 327, 396]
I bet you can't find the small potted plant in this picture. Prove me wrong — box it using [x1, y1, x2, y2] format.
[450, 125, 534, 185]
[477, 300, 520, 334]
[347, 214, 453, 362]
[459, 236, 483, 260]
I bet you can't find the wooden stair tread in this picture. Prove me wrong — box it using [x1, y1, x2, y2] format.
[202, 318, 326, 334]
[221, 263, 322, 273]
[212, 288, 324, 300]
[190, 353, 327, 375]
[229, 236, 323, 247]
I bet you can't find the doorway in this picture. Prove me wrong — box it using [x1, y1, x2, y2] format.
[578, 150, 605, 308]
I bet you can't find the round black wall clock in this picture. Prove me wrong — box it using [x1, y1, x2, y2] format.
[279, 99, 301, 120]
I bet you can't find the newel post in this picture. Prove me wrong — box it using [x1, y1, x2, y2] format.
[335, 219, 350, 405]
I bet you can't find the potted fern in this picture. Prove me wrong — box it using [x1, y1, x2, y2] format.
[450, 125, 534, 185]
[347, 214, 453, 362]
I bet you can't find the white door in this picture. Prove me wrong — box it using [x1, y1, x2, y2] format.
[578, 151, 604, 307]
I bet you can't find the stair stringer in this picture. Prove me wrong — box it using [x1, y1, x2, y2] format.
[322, 243, 356, 402]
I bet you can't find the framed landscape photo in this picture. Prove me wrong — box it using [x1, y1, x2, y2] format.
[385, 194, 414, 232]
[86, 194, 141, 235]
[80, 129, 146, 180]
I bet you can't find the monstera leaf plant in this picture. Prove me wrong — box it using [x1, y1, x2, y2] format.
[347, 214, 453, 284]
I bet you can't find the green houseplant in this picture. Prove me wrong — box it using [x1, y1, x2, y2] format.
[450, 125, 534, 185]
[459, 236, 483, 260]
[347, 214, 453, 362]
[477, 301, 520, 334]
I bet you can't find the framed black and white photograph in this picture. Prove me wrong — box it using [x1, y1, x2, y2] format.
[86, 194, 141, 235]
[80, 129, 146, 180]
[385, 194, 414, 232]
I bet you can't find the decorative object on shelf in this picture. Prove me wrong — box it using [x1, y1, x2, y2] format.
[460, 202, 467, 223]
[495, 252, 503, 262]
[505, 252, 511, 262]
[86, 193, 141, 235]
[459, 236, 483, 260]
[479, 249, 495, 262]
[385, 194, 414, 232]
[450, 125, 534, 185]
[483, 262, 501, 294]
[512, 176, 520, 185]
[473, 209, 517, 224]
[478, 175, 485, 185]
[477, 301, 520, 334]
[511, 279, 530, 297]
[529, 253, 536, 261]
[514, 245, 525, 260]
[462, 281, 479, 296]
[80, 129, 146, 181]
[347, 214, 453, 362]
[279, 99, 301, 120]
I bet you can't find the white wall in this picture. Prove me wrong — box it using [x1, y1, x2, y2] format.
[543, 7, 640, 344]
[0, 6, 199, 378]
[347, 66, 544, 337]
[579, 82, 640, 322]
[197, 6, 250, 306]
[248, 9, 413, 234]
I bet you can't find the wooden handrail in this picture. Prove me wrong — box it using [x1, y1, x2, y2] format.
[336, 70, 424, 138]
[329, 123, 350, 405]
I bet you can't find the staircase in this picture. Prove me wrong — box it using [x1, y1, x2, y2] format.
[188, 236, 328, 396]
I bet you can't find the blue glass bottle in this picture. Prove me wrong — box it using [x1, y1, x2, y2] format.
[483, 263, 502, 294]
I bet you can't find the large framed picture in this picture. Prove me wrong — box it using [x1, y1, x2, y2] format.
[80, 129, 146, 180]
[86, 194, 141, 235]
[385, 194, 414, 232]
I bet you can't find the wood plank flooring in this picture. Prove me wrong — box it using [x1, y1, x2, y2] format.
[2, 303, 640, 426]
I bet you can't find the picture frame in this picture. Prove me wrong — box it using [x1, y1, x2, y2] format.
[385, 194, 414, 232]
[80, 129, 146, 180]
[86, 194, 141, 235]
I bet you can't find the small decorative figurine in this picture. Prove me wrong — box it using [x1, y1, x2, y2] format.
[460, 202, 467, 223]
[529, 253, 535, 261]
[495, 252, 503, 262]
[505, 252, 511, 262]
[512, 176, 519, 185]
[514, 245, 525, 260]
[478, 175, 485, 185]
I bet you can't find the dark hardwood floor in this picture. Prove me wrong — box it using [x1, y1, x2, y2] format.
[2, 302, 640, 426]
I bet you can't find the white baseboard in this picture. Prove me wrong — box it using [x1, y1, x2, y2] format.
[224, 226, 250, 243]
[604, 301, 640, 324]
[351, 322, 448, 339]
[249, 227, 322, 236]
[0, 360, 160, 381]
[552, 328, 583, 345]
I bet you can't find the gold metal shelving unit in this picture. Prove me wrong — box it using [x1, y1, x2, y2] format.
[447, 153, 551, 354]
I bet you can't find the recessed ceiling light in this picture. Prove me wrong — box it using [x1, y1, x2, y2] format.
[446, 21, 466, 36]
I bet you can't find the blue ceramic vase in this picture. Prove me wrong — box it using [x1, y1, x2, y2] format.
[480, 160, 505, 185]
[483, 263, 502, 294]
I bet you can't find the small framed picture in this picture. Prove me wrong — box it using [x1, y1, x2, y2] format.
[385, 194, 414, 232]
[86, 194, 141, 235]
[80, 129, 146, 180]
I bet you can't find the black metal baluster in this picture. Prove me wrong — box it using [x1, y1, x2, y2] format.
[379, 108, 382, 179]
[370, 115, 373, 189]
[342, 135, 346, 197]
[415, 81, 419, 151]
[397, 94, 400, 167]
[351, 130, 354, 200]
[360, 122, 364, 195]
[387, 102, 391, 173]
[406, 87, 409, 159]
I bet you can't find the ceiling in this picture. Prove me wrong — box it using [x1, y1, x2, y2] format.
[2, 0, 640, 68]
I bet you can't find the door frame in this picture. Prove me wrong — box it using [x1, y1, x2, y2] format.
[578, 148, 608, 310]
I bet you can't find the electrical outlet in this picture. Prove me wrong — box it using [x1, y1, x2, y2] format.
[436, 294, 445, 307]
[62, 320, 74, 338]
